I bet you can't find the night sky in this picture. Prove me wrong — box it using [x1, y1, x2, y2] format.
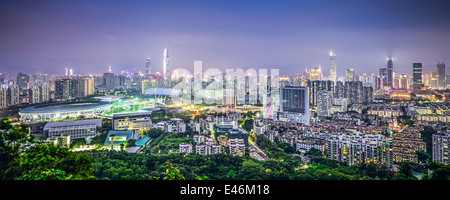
[1, 0, 450, 77]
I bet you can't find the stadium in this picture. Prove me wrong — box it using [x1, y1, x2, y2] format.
[19, 101, 112, 122]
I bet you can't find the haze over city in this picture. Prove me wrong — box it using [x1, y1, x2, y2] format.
[1, 0, 450, 76]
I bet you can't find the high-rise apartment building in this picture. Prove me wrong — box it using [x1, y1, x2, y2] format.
[279, 86, 310, 125]
[0, 87, 7, 108]
[7, 84, 20, 106]
[55, 78, 93, 101]
[392, 129, 426, 163]
[413, 63, 423, 91]
[344, 81, 362, 104]
[334, 81, 345, 99]
[387, 58, 393, 87]
[327, 132, 393, 167]
[317, 90, 332, 117]
[308, 80, 334, 106]
[102, 72, 116, 90]
[29, 85, 40, 104]
[432, 131, 450, 165]
[40, 83, 50, 103]
[17, 72, 29, 90]
[362, 86, 373, 103]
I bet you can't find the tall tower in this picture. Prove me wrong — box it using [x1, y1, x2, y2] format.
[146, 57, 151, 75]
[346, 69, 354, 82]
[437, 62, 446, 88]
[387, 58, 393, 87]
[163, 49, 170, 85]
[413, 63, 423, 91]
[330, 51, 336, 83]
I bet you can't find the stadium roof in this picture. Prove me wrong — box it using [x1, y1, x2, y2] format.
[20, 101, 111, 114]
[144, 88, 182, 96]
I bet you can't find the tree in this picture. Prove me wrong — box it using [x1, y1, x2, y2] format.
[420, 126, 436, 154]
[426, 162, 450, 180]
[392, 162, 417, 180]
[0, 118, 34, 180]
[18, 144, 95, 180]
[304, 148, 323, 157]
[162, 162, 185, 180]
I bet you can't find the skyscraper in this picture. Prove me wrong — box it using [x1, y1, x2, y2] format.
[0, 87, 7, 108]
[346, 69, 354, 82]
[29, 86, 40, 104]
[309, 67, 322, 81]
[329, 51, 336, 83]
[387, 58, 393, 87]
[17, 72, 29, 90]
[413, 63, 423, 91]
[279, 86, 309, 125]
[163, 49, 170, 86]
[430, 71, 438, 88]
[344, 81, 363, 104]
[7, 84, 19, 106]
[146, 57, 151, 75]
[379, 68, 387, 88]
[437, 62, 446, 88]
[317, 90, 331, 117]
[308, 80, 334, 106]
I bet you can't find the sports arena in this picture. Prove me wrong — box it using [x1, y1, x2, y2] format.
[19, 101, 112, 122]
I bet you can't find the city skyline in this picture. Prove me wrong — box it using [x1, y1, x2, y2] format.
[1, 0, 450, 76]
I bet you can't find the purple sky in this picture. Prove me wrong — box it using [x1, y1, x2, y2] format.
[1, 0, 449, 77]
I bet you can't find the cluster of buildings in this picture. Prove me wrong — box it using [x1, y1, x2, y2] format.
[179, 135, 222, 155]
[253, 115, 450, 166]
[179, 114, 249, 156]
[4, 48, 450, 169]
[0, 71, 97, 109]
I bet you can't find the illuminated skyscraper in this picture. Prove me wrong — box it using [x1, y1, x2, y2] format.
[387, 58, 393, 87]
[146, 57, 151, 75]
[413, 63, 423, 91]
[309, 66, 322, 81]
[437, 62, 446, 88]
[330, 51, 336, 83]
[346, 69, 354, 82]
[379, 67, 387, 87]
[163, 49, 170, 85]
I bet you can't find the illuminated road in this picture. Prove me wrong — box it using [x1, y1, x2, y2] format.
[249, 140, 269, 161]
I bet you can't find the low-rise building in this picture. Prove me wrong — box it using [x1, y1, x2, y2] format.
[179, 143, 193, 154]
[104, 130, 141, 148]
[196, 145, 208, 155]
[229, 138, 245, 156]
[164, 118, 186, 133]
[113, 112, 152, 131]
[296, 137, 327, 153]
[43, 119, 103, 140]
